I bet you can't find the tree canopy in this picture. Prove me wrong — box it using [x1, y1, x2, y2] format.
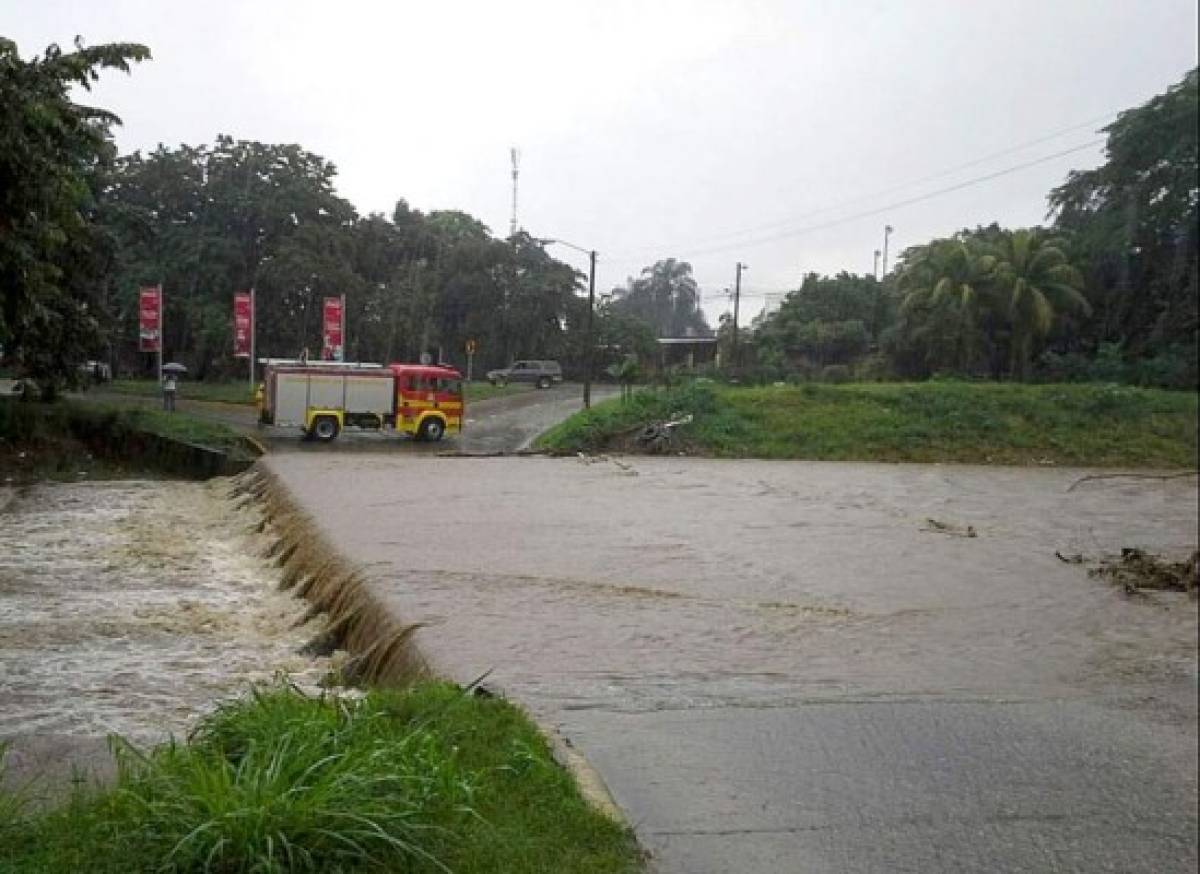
[0, 37, 150, 394]
[609, 259, 712, 339]
[749, 68, 1196, 387]
[2, 37, 1193, 390]
[1049, 68, 1198, 356]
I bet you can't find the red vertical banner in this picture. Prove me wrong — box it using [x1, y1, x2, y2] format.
[233, 291, 253, 358]
[139, 286, 161, 352]
[322, 296, 344, 361]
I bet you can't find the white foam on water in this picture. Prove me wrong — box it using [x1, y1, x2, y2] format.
[0, 479, 331, 746]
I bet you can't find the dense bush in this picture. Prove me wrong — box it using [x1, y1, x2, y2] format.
[1038, 342, 1198, 389]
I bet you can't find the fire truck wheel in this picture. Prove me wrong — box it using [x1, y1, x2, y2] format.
[311, 416, 340, 442]
[419, 418, 445, 442]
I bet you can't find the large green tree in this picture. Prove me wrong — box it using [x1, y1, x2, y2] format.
[896, 237, 997, 374]
[1049, 68, 1198, 358]
[0, 37, 149, 395]
[99, 144, 585, 376]
[610, 259, 711, 338]
[990, 229, 1089, 380]
[754, 272, 884, 370]
[102, 138, 359, 376]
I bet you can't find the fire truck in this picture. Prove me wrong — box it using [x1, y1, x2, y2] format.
[259, 360, 464, 442]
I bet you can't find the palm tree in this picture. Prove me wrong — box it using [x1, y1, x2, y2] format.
[990, 230, 1090, 380]
[898, 239, 996, 373]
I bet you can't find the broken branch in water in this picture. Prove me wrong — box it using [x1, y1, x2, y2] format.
[1066, 471, 1199, 492]
[921, 518, 977, 538]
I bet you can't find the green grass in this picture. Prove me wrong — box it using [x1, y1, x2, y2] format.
[1, 399, 255, 482]
[536, 381, 1199, 467]
[107, 379, 259, 405]
[85, 402, 252, 455]
[0, 683, 640, 874]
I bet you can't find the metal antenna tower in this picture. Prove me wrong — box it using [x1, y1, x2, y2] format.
[509, 147, 520, 237]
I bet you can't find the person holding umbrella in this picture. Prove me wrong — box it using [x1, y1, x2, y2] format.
[161, 362, 186, 411]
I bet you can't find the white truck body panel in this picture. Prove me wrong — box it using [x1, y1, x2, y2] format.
[268, 369, 394, 427]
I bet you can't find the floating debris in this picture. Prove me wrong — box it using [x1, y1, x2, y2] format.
[1088, 548, 1199, 596]
[921, 518, 977, 538]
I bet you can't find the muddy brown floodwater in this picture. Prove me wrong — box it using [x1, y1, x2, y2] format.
[265, 454, 1199, 873]
[265, 455, 1199, 717]
[0, 479, 329, 796]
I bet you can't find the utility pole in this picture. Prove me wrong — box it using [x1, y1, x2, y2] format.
[732, 262, 746, 370]
[873, 249, 881, 281]
[540, 237, 597, 410]
[882, 225, 894, 278]
[583, 249, 596, 409]
[509, 148, 520, 238]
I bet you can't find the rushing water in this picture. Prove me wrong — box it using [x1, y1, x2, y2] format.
[0, 479, 328, 749]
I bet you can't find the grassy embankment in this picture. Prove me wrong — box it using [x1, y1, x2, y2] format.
[108, 378, 259, 405]
[0, 683, 640, 873]
[536, 381, 1198, 467]
[107, 378, 528, 405]
[0, 399, 255, 482]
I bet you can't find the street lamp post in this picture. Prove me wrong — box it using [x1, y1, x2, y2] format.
[873, 249, 881, 281]
[541, 238, 597, 409]
[732, 262, 746, 370]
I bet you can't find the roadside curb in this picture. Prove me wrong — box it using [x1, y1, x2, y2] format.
[539, 724, 628, 824]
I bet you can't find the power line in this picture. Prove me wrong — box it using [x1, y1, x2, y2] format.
[662, 138, 1104, 260]
[613, 112, 1117, 259]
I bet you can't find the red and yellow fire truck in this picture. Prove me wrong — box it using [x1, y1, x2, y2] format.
[259, 360, 464, 442]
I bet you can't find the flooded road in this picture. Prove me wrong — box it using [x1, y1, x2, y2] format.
[266, 454, 1199, 873]
[0, 479, 327, 793]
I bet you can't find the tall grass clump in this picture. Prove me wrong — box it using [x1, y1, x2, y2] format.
[0, 683, 642, 874]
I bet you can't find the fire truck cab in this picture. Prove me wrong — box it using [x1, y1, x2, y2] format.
[388, 363, 464, 442]
[259, 361, 463, 443]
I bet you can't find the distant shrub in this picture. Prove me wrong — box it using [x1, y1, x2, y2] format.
[821, 364, 851, 383]
[851, 353, 894, 382]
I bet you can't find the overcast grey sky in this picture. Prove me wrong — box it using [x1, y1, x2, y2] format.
[5, 0, 1197, 323]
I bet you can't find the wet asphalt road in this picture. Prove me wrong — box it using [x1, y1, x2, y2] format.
[263, 394, 1199, 874]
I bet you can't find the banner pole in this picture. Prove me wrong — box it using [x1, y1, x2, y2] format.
[249, 287, 256, 392]
[157, 283, 164, 385]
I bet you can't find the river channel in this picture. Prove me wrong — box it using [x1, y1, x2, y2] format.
[0, 478, 328, 789]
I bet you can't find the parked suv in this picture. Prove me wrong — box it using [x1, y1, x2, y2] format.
[486, 360, 563, 389]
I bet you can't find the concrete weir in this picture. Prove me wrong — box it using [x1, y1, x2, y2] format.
[234, 467, 432, 687]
